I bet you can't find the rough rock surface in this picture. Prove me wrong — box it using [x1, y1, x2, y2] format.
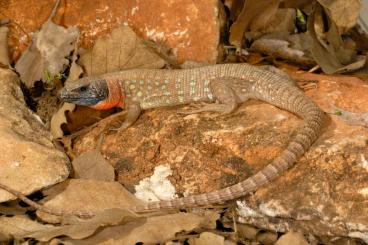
[72, 72, 368, 242]
[2, 0, 222, 64]
[0, 69, 70, 202]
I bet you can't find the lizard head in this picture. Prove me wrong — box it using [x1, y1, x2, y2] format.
[59, 76, 125, 110]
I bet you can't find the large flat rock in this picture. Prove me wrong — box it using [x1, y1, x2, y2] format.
[72, 72, 368, 241]
[0, 69, 70, 202]
[2, 0, 222, 64]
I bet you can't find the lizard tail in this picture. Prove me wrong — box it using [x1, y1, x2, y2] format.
[131, 80, 325, 213]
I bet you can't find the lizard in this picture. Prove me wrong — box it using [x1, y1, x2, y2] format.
[59, 63, 325, 213]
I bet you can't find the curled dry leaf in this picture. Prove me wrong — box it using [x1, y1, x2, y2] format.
[50, 103, 76, 138]
[79, 25, 165, 76]
[317, 0, 361, 34]
[14, 12, 79, 87]
[59, 212, 219, 245]
[308, 4, 366, 74]
[229, 0, 280, 50]
[36, 179, 144, 223]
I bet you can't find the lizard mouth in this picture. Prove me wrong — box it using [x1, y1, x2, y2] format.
[58, 89, 105, 106]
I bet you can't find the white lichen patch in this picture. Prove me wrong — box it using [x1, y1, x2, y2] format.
[359, 154, 368, 171]
[318, 135, 368, 155]
[236, 200, 262, 218]
[259, 200, 290, 218]
[348, 231, 368, 244]
[134, 164, 178, 202]
[359, 187, 368, 197]
[144, 26, 165, 42]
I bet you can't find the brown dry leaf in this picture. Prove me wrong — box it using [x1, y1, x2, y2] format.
[50, 103, 76, 138]
[59, 212, 219, 245]
[72, 148, 115, 181]
[0, 209, 141, 242]
[229, 0, 281, 50]
[308, 4, 366, 74]
[79, 25, 165, 76]
[0, 215, 54, 242]
[317, 0, 361, 34]
[37, 179, 144, 223]
[0, 201, 28, 216]
[188, 232, 225, 245]
[14, 2, 79, 88]
[262, 9, 296, 34]
[283, 0, 312, 9]
[0, 26, 10, 67]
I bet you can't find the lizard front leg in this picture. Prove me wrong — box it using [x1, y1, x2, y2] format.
[110, 102, 142, 131]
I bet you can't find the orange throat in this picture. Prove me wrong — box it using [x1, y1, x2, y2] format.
[90, 80, 124, 110]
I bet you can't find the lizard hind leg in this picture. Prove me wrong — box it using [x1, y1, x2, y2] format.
[178, 80, 239, 115]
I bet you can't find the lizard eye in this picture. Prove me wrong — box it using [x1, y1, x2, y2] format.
[79, 86, 88, 92]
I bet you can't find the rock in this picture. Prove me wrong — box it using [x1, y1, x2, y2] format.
[256, 231, 278, 244]
[237, 223, 260, 240]
[3, 0, 222, 64]
[72, 72, 368, 243]
[188, 232, 225, 245]
[0, 69, 70, 202]
[275, 231, 308, 245]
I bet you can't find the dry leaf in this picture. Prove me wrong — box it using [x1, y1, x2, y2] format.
[72, 149, 115, 181]
[60, 212, 218, 245]
[79, 25, 165, 76]
[0, 26, 10, 67]
[37, 179, 144, 223]
[0, 215, 54, 242]
[229, 0, 280, 50]
[50, 103, 76, 138]
[283, 0, 312, 9]
[15, 0, 79, 87]
[317, 0, 361, 34]
[0, 209, 141, 242]
[188, 232, 225, 245]
[308, 4, 366, 74]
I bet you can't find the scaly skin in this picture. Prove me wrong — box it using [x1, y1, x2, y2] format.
[60, 63, 325, 213]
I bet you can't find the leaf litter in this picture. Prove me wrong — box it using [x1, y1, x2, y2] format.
[14, 0, 79, 88]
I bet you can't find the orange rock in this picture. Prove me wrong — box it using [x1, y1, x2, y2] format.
[1, 0, 221, 64]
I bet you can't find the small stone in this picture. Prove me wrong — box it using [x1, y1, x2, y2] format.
[275, 231, 309, 245]
[237, 223, 259, 240]
[256, 231, 278, 245]
[188, 232, 224, 245]
[224, 240, 237, 245]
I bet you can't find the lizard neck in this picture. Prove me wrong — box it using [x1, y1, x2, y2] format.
[90, 80, 125, 110]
